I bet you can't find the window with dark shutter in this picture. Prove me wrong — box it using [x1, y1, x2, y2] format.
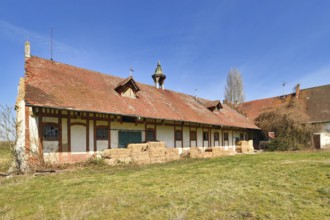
[96, 127, 108, 140]
[214, 132, 219, 141]
[224, 132, 229, 141]
[146, 129, 155, 141]
[190, 131, 196, 141]
[175, 130, 182, 141]
[203, 131, 209, 141]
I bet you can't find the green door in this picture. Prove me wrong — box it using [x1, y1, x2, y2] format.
[118, 131, 142, 148]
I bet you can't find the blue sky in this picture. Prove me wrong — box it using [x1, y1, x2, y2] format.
[1, 0, 330, 107]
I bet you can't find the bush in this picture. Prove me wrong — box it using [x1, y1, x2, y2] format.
[256, 101, 316, 151]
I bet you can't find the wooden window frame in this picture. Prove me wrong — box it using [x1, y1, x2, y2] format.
[224, 132, 229, 141]
[203, 131, 209, 141]
[214, 132, 219, 141]
[175, 129, 182, 141]
[190, 130, 197, 141]
[96, 126, 108, 140]
[146, 128, 156, 142]
[42, 123, 60, 141]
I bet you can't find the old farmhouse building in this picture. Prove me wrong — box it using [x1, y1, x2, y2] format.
[238, 84, 330, 149]
[15, 42, 258, 166]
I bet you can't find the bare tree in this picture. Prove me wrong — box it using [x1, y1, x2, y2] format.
[0, 105, 16, 142]
[224, 68, 245, 104]
[0, 105, 22, 173]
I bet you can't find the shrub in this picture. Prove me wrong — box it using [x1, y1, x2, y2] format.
[255, 101, 317, 151]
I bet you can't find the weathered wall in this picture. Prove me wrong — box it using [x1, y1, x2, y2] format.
[43, 141, 59, 163]
[321, 132, 330, 149]
[183, 127, 190, 147]
[15, 99, 27, 170]
[157, 125, 174, 147]
[71, 125, 86, 153]
[29, 115, 39, 154]
[21, 107, 253, 165]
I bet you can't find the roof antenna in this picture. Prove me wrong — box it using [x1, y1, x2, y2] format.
[50, 27, 53, 61]
[282, 81, 286, 96]
[130, 66, 134, 77]
[194, 89, 198, 101]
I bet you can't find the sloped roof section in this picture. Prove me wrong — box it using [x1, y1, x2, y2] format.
[24, 56, 258, 129]
[238, 84, 330, 123]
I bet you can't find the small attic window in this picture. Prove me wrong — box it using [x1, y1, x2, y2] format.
[115, 76, 140, 98]
[203, 100, 223, 113]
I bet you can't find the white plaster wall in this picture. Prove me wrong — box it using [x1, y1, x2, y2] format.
[111, 130, 119, 149]
[183, 127, 189, 147]
[321, 133, 330, 149]
[214, 141, 219, 146]
[111, 121, 144, 130]
[191, 141, 197, 147]
[15, 100, 27, 170]
[157, 125, 174, 148]
[71, 125, 86, 153]
[203, 141, 208, 148]
[43, 141, 59, 163]
[97, 140, 108, 151]
[197, 128, 203, 147]
[96, 121, 108, 126]
[71, 118, 87, 124]
[325, 122, 330, 132]
[175, 141, 182, 148]
[29, 115, 39, 154]
[43, 117, 58, 124]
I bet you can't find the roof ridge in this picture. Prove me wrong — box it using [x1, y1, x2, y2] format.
[242, 84, 330, 104]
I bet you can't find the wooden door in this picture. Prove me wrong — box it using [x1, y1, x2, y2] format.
[313, 134, 321, 149]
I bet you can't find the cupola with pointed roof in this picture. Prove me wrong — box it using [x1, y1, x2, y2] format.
[152, 61, 166, 90]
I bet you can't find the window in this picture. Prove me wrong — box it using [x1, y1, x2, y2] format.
[203, 131, 209, 141]
[190, 130, 196, 141]
[175, 130, 182, 141]
[146, 129, 155, 141]
[96, 127, 108, 140]
[240, 133, 244, 140]
[43, 124, 59, 141]
[224, 132, 229, 141]
[119, 131, 142, 148]
[214, 132, 219, 141]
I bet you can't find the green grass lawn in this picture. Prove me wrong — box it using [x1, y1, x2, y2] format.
[0, 151, 329, 219]
[0, 142, 11, 173]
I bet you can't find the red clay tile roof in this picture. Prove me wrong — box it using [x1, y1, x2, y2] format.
[238, 84, 330, 123]
[24, 56, 259, 129]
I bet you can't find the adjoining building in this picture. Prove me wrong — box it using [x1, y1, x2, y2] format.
[238, 84, 330, 149]
[15, 42, 259, 167]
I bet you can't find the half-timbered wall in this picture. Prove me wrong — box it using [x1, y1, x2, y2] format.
[22, 107, 251, 163]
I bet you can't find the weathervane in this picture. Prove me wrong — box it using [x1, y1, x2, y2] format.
[130, 66, 134, 76]
[50, 27, 53, 61]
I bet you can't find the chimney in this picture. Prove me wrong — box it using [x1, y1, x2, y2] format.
[25, 41, 31, 60]
[295, 84, 300, 101]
